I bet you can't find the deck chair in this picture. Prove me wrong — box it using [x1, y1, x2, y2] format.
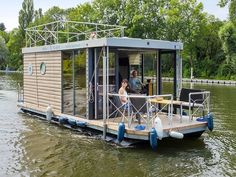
[109, 93, 131, 123]
[179, 88, 204, 107]
[176, 88, 205, 116]
[130, 97, 148, 124]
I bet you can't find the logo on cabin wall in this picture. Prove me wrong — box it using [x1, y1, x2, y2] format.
[40, 62, 46, 75]
[28, 63, 33, 75]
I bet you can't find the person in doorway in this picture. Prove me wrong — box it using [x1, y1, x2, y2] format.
[129, 70, 144, 93]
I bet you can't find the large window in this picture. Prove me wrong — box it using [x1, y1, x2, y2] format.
[74, 50, 86, 116]
[62, 50, 86, 117]
[161, 53, 174, 94]
[143, 52, 157, 95]
[62, 52, 73, 115]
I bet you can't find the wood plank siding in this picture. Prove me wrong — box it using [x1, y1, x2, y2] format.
[23, 51, 62, 113]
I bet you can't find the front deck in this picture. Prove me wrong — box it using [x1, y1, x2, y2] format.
[18, 92, 210, 141]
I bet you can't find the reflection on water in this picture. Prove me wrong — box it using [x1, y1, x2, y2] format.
[0, 74, 236, 177]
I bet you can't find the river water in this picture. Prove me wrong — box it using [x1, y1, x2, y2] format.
[0, 73, 235, 177]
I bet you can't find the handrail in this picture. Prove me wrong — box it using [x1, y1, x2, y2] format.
[25, 20, 126, 47]
[107, 93, 173, 129]
[189, 91, 210, 120]
[17, 83, 24, 103]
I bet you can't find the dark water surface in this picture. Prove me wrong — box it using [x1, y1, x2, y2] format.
[0, 73, 235, 177]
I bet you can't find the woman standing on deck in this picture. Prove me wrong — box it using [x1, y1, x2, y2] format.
[119, 79, 129, 105]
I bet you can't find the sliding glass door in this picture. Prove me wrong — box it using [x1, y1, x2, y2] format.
[62, 50, 86, 117]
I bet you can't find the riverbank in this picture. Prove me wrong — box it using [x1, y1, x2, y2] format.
[162, 77, 236, 85]
[1, 70, 235, 85]
[0, 70, 22, 73]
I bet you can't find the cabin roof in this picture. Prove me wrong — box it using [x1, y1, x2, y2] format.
[22, 37, 183, 54]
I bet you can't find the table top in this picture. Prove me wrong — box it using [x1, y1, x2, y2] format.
[149, 98, 182, 105]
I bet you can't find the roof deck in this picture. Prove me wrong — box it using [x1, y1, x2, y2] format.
[23, 20, 183, 53]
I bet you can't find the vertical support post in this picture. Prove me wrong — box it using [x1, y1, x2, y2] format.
[189, 94, 192, 121]
[66, 22, 69, 42]
[86, 48, 89, 119]
[128, 98, 131, 128]
[102, 46, 107, 139]
[61, 51, 64, 113]
[26, 31, 28, 47]
[207, 92, 210, 114]
[115, 51, 119, 92]
[87, 48, 94, 119]
[56, 21, 59, 44]
[72, 51, 75, 115]
[174, 47, 182, 100]
[106, 46, 110, 121]
[156, 50, 161, 95]
[94, 48, 98, 119]
[121, 27, 124, 37]
[178, 48, 182, 98]
[170, 95, 173, 126]
[141, 54, 144, 83]
[173, 50, 177, 100]
[146, 100, 150, 130]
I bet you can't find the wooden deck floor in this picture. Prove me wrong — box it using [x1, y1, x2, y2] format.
[61, 112, 207, 137]
[19, 103, 207, 139]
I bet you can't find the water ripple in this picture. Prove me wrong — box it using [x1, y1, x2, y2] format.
[0, 74, 236, 177]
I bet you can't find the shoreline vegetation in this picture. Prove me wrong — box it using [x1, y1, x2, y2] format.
[0, 0, 236, 80]
[1, 71, 235, 85]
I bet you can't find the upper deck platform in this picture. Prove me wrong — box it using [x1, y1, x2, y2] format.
[22, 37, 183, 54]
[22, 20, 183, 54]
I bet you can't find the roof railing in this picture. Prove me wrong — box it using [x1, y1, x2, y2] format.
[25, 20, 126, 47]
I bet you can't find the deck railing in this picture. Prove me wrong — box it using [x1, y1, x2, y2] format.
[25, 20, 126, 47]
[188, 91, 210, 120]
[107, 93, 173, 129]
[17, 83, 24, 103]
[107, 91, 211, 129]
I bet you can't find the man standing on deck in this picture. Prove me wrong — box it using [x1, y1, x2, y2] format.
[129, 70, 143, 93]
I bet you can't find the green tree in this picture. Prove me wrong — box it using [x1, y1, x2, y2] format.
[195, 16, 225, 78]
[6, 29, 24, 70]
[91, 0, 126, 24]
[68, 3, 92, 21]
[0, 36, 8, 69]
[229, 0, 236, 24]
[219, 0, 230, 6]
[43, 6, 66, 22]
[34, 8, 43, 21]
[18, 0, 34, 37]
[3, 0, 231, 79]
[219, 0, 236, 24]
[0, 30, 9, 44]
[219, 22, 236, 78]
[0, 23, 6, 31]
[219, 0, 236, 79]
[160, 0, 206, 78]
[124, 0, 166, 38]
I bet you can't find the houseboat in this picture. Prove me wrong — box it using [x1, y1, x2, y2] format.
[18, 21, 213, 150]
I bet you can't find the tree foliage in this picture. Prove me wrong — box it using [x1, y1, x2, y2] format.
[219, 22, 236, 78]
[0, 23, 6, 31]
[229, 0, 236, 25]
[18, 0, 34, 37]
[6, 29, 24, 70]
[218, 0, 236, 79]
[0, 0, 235, 79]
[0, 36, 8, 69]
